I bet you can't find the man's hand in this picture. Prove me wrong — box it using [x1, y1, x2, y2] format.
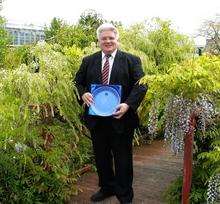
[113, 103, 129, 119]
[82, 92, 93, 107]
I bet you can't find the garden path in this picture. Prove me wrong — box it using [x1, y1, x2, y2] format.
[69, 140, 183, 204]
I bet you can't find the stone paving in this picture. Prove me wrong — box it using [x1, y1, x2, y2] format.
[68, 140, 183, 204]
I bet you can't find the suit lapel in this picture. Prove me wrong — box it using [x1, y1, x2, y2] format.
[93, 51, 102, 83]
[110, 50, 123, 84]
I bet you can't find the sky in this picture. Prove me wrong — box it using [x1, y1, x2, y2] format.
[1, 0, 220, 36]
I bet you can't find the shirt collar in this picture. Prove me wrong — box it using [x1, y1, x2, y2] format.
[102, 49, 117, 60]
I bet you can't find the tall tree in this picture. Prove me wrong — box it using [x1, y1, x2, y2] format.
[146, 18, 194, 72]
[199, 15, 220, 55]
[78, 9, 104, 41]
[119, 18, 194, 74]
[44, 17, 64, 43]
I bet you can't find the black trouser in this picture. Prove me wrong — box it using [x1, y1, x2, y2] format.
[91, 119, 134, 203]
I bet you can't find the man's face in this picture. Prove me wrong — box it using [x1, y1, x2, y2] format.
[98, 30, 119, 54]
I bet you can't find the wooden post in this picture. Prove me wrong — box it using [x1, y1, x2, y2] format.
[181, 113, 196, 204]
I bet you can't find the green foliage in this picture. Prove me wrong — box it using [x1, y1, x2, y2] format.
[78, 9, 104, 41]
[163, 176, 182, 204]
[4, 45, 32, 70]
[45, 21, 95, 49]
[44, 10, 105, 49]
[146, 18, 194, 72]
[140, 55, 220, 103]
[44, 17, 64, 43]
[138, 55, 220, 128]
[0, 17, 10, 68]
[197, 122, 220, 176]
[0, 42, 93, 202]
[119, 18, 194, 75]
[62, 45, 84, 69]
[119, 24, 156, 75]
[140, 41, 220, 203]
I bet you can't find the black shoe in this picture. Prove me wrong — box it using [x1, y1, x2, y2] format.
[90, 189, 114, 202]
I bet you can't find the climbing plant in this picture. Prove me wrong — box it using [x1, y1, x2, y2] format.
[0, 42, 93, 203]
[140, 55, 220, 203]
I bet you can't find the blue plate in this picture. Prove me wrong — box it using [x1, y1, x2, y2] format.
[89, 84, 121, 116]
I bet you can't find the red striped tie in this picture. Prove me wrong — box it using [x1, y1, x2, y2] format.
[102, 55, 111, 84]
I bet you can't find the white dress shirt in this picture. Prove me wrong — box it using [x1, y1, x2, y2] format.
[101, 49, 117, 84]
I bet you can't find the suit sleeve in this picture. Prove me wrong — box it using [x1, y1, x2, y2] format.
[125, 56, 147, 111]
[74, 57, 89, 102]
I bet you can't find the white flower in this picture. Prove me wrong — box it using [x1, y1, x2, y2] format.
[15, 142, 27, 153]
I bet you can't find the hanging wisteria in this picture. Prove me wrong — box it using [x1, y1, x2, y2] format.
[207, 174, 220, 203]
[147, 94, 218, 201]
[148, 101, 159, 138]
[147, 95, 215, 154]
[163, 96, 193, 154]
[196, 97, 215, 132]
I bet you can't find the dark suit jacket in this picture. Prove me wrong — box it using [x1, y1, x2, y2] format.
[74, 50, 147, 133]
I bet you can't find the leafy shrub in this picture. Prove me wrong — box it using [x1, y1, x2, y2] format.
[0, 42, 93, 203]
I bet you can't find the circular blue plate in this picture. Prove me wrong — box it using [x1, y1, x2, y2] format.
[90, 86, 120, 116]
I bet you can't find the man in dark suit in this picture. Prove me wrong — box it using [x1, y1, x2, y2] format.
[75, 23, 147, 204]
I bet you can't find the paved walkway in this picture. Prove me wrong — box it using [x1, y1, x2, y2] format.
[69, 140, 183, 204]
